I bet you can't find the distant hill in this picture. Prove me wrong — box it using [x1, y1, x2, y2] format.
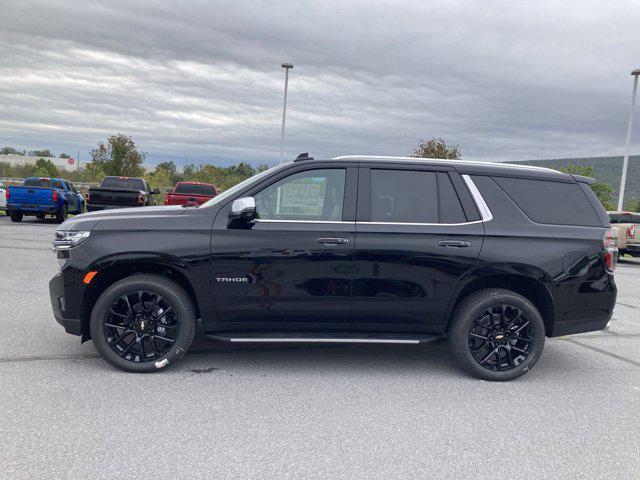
[513, 155, 640, 204]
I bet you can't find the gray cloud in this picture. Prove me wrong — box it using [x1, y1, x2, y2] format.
[1, 0, 639, 167]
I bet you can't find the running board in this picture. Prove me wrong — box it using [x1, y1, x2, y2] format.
[204, 332, 443, 345]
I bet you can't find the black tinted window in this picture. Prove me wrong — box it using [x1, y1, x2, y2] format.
[175, 183, 217, 195]
[609, 212, 640, 223]
[371, 169, 438, 223]
[493, 177, 601, 226]
[24, 178, 52, 187]
[101, 177, 145, 189]
[438, 172, 467, 223]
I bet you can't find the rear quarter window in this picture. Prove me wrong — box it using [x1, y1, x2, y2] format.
[492, 176, 602, 227]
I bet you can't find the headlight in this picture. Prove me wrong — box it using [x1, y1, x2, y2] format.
[52, 230, 91, 250]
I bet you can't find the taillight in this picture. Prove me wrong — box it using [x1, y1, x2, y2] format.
[85, 192, 90, 202]
[604, 228, 618, 272]
[164, 194, 169, 205]
[626, 225, 635, 239]
[52, 190, 58, 203]
[5, 188, 9, 201]
[137, 193, 144, 205]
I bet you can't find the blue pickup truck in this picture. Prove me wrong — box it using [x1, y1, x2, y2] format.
[7, 177, 85, 223]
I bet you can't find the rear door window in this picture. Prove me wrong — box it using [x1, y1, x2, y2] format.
[369, 169, 467, 224]
[493, 176, 602, 227]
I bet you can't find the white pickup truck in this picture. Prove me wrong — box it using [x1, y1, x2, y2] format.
[609, 211, 640, 257]
[0, 180, 6, 212]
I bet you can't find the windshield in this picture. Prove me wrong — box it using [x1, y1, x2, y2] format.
[175, 183, 217, 195]
[101, 177, 145, 190]
[201, 164, 286, 208]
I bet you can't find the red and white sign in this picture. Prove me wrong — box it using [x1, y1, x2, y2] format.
[68, 157, 75, 165]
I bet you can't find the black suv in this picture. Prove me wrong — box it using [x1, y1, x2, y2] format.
[49, 156, 617, 380]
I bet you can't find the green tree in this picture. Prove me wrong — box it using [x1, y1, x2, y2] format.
[558, 163, 614, 210]
[88, 134, 145, 177]
[1, 146, 24, 155]
[412, 137, 461, 159]
[31, 149, 53, 157]
[59, 153, 70, 159]
[34, 158, 58, 177]
[153, 161, 182, 186]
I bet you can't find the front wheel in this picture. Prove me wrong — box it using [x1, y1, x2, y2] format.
[90, 274, 197, 373]
[448, 288, 546, 381]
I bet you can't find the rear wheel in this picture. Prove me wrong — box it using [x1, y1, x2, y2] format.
[9, 211, 23, 222]
[449, 288, 546, 381]
[90, 274, 197, 373]
[55, 204, 68, 223]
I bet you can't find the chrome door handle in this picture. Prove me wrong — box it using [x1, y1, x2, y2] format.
[438, 240, 471, 248]
[316, 237, 350, 245]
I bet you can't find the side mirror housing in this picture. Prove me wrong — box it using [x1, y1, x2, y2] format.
[230, 197, 257, 222]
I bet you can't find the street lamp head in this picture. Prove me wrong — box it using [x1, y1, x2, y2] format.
[632, 69, 640, 76]
[281, 63, 294, 69]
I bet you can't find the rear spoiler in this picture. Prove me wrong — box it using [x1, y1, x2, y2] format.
[571, 174, 595, 184]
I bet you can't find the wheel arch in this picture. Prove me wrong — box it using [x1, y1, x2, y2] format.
[80, 260, 201, 341]
[446, 274, 555, 336]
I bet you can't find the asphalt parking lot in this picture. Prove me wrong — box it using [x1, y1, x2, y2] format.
[1, 217, 639, 479]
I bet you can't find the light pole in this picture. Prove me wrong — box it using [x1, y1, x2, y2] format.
[279, 62, 294, 163]
[617, 69, 640, 211]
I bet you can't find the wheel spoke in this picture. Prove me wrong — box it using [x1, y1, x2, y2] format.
[109, 329, 133, 345]
[479, 346, 500, 365]
[469, 332, 489, 340]
[109, 309, 129, 319]
[155, 306, 173, 322]
[510, 345, 530, 355]
[513, 321, 531, 335]
[153, 335, 175, 343]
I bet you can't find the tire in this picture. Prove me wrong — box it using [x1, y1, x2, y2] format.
[55, 204, 68, 223]
[90, 274, 197, 373]
[448, 288, 546, 381]
[9, 210, 23, 222]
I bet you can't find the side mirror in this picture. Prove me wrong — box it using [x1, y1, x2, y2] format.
[151, 188, 161, 195]
[230, 197, 256, 222]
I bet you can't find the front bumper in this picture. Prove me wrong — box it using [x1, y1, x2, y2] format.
[49, 272, 82, 336]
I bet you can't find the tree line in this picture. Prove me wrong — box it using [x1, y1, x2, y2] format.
[1, 134, 636, 210]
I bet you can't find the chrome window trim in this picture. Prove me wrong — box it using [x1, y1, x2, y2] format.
[461, 174, 493, 222]
[254, 219, 355, 224]
[358, 220, 484, 227]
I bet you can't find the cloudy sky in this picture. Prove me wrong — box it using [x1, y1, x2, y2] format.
[1, 0, 639, 168]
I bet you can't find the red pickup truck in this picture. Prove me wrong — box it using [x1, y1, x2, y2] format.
[164, 182, 218, 206]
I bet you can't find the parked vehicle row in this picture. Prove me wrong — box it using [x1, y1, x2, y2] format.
[6, 177, 84, 223]
[49, 155, 617, 381]
[608, 211, 640, 257]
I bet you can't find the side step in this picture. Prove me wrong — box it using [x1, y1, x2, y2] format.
[204, 332, 443, 345]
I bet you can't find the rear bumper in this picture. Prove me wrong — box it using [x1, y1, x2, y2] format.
[8, 204, 58, 214]
[548, 275, 617, 337]
[49, 272, 82, 336]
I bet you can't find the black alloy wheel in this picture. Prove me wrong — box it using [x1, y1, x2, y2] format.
[467, 305, 535, 372]
[103, 291, 179, 363]
[90, 274, 196, 372]
[449, 288, 545, 381]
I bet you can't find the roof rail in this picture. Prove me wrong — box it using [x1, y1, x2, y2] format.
[332, 155, 562, 174]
